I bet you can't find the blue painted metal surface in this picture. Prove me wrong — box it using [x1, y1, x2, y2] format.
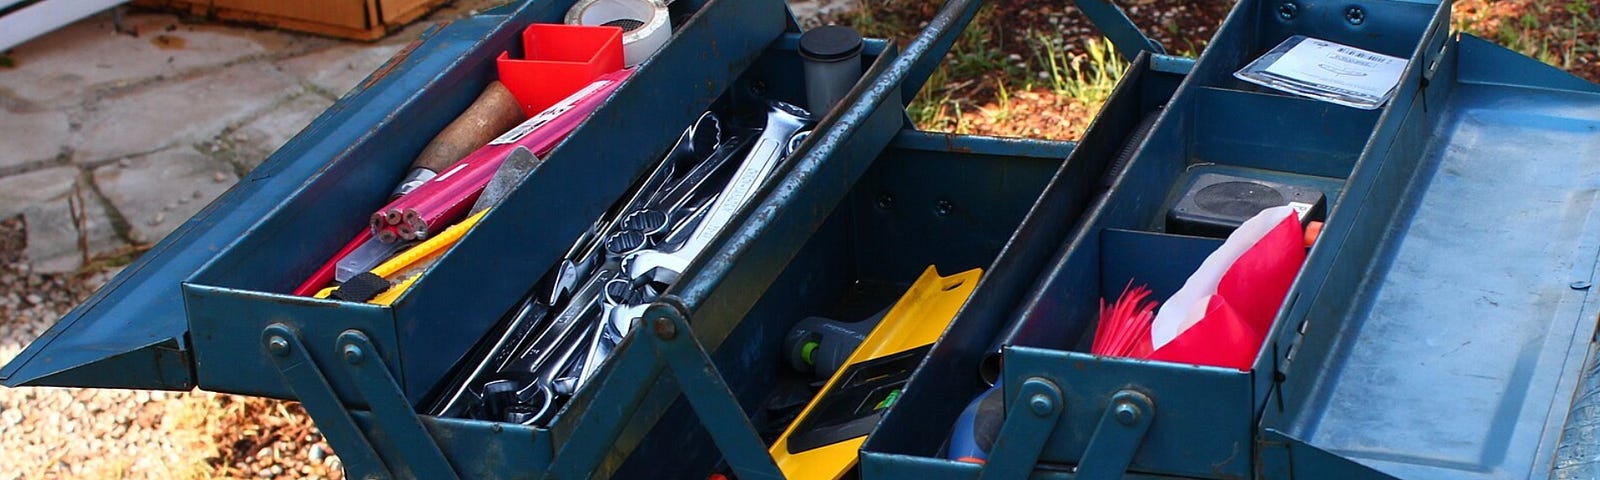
[1258, 31, 1600, 480]
[980, 0, 1449, 476]
[860, 51, 1187, 479]
[980, 378, 1065, 480]
[549, 127, 1071, 477]
[262, 323, 391, 478]
[178, 0, 790, 405]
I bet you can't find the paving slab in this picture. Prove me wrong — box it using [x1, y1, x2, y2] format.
[92, 147, 238, 245]
[0, 12, 323, 108]
[275, 43, 407, 99]
[222, 93, 335, 172]
[0, 108, 70, 171]
[70, 61, 302, 163]
[0, 167, 123, 273]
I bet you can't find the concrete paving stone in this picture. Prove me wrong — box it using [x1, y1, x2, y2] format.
[0, 12, 323, 108]
[0, 167, 124, 272]
[0, 109, 71, 170]
[226, 93, 335, 171]
[275, 42, 406, 99]
[70, 62, 302, 163]
[92, 147, 237, 245]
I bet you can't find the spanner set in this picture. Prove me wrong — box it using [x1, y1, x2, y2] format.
[428, 101, 815, 425]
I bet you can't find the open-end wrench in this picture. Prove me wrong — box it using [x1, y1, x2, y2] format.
[503, 269, 615, 379]
[430, 297, 550, 417]
[624, 101, 812, 286]
[540, 113, 723, 305]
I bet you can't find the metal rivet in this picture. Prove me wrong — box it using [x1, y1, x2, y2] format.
[1345, 6, 1366, 25]
[266, 336, 290, 357]
[1573, 281, 1592, 290]
[934, 200, 954, 216]
[1114, 402, 1140, 426]
[1028, 393, 1053, 416]
[653, 316, 678, 340]
[343, 344, 365, 364]
[1278, 2, 1298, 19]
[876, 193, 895, 210]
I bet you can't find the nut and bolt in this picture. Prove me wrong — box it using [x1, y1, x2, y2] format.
[1114, 402, 1141, 426]
[1028, 393, 1054, 416]
[1345, 6, 1367, 25]
[653, 316, 678, 340]
[267, 336, 290, 357]
[1278, 2, 1299, 19]
[342, 344, 365, 364]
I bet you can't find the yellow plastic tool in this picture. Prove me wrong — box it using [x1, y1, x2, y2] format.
[769, 265, 982, 479]
[315, 209, 489, 305]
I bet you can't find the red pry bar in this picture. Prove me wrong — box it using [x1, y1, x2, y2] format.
[370, 68, 633, 242]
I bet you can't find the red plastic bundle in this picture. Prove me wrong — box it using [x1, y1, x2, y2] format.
[1092, 281, 1156, 357]
[1090, 206, 1307, 371]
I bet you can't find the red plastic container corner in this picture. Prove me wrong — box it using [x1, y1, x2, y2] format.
[497, 23, 626, 116]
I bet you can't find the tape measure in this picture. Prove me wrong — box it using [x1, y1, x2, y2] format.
[566, 0, 670, 66]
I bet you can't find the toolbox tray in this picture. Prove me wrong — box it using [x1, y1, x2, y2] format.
[612, 130, 1074, 479]
[864, 0, 1454, 478]
[0, 0, 777, 394]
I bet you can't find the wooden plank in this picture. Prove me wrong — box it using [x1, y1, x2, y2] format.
[212, 0, 372, 30]
[377, 0, 445, 25]
[131, 0, 445, 41]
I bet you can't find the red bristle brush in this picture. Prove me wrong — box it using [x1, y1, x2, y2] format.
[1092, 281, 1157, 358]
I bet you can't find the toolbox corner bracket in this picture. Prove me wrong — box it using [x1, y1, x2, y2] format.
[648, 310, 786, 480]
[337, 330, 461, 480]
[977, 377, 1065, 480]
[261, 324, 392, 479]
[1075, 389, 1155, 479]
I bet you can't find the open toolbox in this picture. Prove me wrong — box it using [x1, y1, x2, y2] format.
[8, 0, 1600, 478]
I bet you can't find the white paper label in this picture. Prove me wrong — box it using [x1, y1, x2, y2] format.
[1288, 201, 1314, 221]
[488, 80, 613, 146]
[1261, 38, 1407, 104]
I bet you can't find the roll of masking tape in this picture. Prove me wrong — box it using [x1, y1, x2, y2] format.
[566, 0, 670, 67]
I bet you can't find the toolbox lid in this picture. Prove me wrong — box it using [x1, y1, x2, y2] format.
[1261, 36, 1600, 479]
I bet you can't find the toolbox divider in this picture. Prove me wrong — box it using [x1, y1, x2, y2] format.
[1185, 0, 1441, 94]
[1187, 87, 1377, 179]
[858, 51, 1189, 476]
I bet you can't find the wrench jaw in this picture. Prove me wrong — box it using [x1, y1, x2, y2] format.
[625, 250, 689, 286]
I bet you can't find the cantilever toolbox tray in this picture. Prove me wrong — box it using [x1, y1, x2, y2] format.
[1, 0, 907, 476]
[862, 0, 1600, 479]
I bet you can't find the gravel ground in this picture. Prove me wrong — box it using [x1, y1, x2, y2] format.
[0, 258, 344, 480]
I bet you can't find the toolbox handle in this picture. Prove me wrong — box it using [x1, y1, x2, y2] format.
[896, 0, 983, 106]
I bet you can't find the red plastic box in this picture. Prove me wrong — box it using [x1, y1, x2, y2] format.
[497, 23, 625, 116]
